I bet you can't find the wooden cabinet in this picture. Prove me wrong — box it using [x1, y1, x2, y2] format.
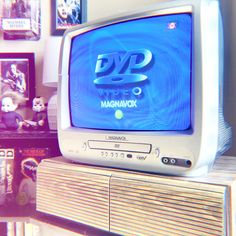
[37, 156, 236, 236]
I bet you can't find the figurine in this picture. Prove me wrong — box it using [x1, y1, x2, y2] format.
[24, 96, 49, 131]
[0, 92, 26, 130]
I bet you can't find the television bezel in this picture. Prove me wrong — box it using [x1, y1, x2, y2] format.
[58, 0, 221, 176]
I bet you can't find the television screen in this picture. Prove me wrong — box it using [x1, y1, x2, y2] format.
[69, 13, 192, 131]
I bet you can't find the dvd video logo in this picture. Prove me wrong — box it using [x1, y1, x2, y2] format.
[94, 49, 152, 86]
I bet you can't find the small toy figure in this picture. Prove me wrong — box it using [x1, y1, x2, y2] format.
[0, 92, 25, 130]
[24, 96, 49, 131]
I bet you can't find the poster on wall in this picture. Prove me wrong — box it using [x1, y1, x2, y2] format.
[0, 53, 35, 103]
[0, 0, 41, 40]
[51, 0, 87, 35]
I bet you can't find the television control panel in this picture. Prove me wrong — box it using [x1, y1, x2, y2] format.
[82, 140, 192, 168]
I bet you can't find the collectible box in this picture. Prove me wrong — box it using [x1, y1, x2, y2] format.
[0, 147, 52, 216]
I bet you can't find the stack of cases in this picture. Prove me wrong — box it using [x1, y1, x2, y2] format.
[0, 147, 52, 216]
[0, 148, 14, 206]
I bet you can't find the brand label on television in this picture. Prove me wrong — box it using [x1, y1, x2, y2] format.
[94, 49, 152, 109]
[94, 49, 152, 85]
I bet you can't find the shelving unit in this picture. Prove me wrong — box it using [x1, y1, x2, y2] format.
[0, 131, 61, 217]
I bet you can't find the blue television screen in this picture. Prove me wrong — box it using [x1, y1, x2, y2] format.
[69, 13, 192, 131]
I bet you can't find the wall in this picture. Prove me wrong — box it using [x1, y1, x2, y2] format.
[223, 0, 236, 156]
[221, 0, 235, 155]
[0, 0, 235, 155]
[0, 0, 55, 101]
[87, 0, 161, 20]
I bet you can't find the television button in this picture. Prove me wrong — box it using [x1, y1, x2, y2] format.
[82, 142, 87, 151]
[127, 154, 132, 158]
[155, 148, 160, 157]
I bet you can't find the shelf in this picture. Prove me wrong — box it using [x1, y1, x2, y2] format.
[0, 211, 121, 236]
[0, 130, 58, 140]
[0, 204, 34, 219]
[30, 212, 121, 236]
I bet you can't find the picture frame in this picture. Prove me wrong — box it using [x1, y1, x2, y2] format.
[0, 53, 35, 104]
[51, 0, 87, 36]
[1, 0, 41, 40]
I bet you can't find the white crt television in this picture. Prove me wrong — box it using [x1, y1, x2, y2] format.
[58, 0, 231, 176]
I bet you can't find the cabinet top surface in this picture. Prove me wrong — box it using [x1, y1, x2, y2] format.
[40, 155, 236, 186]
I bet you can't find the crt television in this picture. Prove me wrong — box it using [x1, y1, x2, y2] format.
[58, 0, 231, 176]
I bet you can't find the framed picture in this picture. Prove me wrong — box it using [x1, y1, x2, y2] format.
[1, 0, 41, 40]
[51, 0, 87, 35]
[0, 53, 35, 103]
